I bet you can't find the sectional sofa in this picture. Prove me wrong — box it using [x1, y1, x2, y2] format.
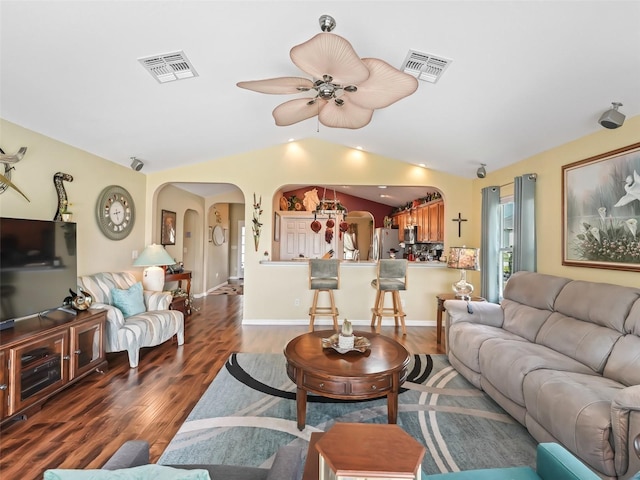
[445, 271, 640, 480]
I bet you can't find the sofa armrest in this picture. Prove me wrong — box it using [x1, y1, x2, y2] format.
[611, 384, 640, 476]
[102, 440, 150, 470]
[144, 290, 172, 310]
[536, 443, 600, 480]
[444, 300, 504, 328]
[266, 444, 304, 480]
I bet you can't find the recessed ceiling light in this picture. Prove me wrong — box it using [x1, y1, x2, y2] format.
[418, 163, 426, 167]
[288, 138, 295, 142]
[378, 185, 387, 189]
[355, 146, 363, 150]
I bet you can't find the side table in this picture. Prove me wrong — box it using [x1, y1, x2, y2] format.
[165, 270, 192, 315]
[436, 293, 486, 348]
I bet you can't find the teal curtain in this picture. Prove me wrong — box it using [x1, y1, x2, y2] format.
[481, 186, 500, 303]
[513, 174, 537, 273]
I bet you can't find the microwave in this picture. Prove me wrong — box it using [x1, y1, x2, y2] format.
[404, 226, 417, 244]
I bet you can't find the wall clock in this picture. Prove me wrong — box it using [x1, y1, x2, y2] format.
[95, 185, 135, 240]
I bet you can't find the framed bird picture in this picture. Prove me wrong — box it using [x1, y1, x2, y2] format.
[562, 142, 640, 272]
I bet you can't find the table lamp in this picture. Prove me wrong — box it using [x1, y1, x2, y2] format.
[133, 244, 175, 291]
[447, 246, 479, 299]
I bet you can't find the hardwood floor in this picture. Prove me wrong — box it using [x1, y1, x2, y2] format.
[0, 293, 445, 480]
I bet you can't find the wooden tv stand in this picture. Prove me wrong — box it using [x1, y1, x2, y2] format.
[0, 309, 107, 427]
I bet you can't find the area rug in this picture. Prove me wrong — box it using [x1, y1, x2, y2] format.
[209, 284, 243, 295]
[159, 353, 537, 474]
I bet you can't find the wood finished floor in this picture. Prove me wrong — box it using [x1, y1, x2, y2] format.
[0, 292, 445, 480]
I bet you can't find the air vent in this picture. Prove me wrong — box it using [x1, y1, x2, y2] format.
[138, 51, 198, 83]
[401, 50, 452, 83]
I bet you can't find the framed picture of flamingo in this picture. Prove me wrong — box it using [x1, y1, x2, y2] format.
[562, 142, 640, 272]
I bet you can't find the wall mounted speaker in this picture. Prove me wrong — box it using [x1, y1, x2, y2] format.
[130, 157, 144, 171]
[598, 102, 625, 129]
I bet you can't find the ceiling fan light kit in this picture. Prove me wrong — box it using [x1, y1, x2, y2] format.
[237, 15, 418, 129]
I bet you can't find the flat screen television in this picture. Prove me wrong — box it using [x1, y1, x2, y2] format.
[0, 217, 78, 322]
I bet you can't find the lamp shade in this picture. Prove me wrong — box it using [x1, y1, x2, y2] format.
[447, 247, 479, 271]
[133, 244, 174, 292]
[133, 244, 175, 267]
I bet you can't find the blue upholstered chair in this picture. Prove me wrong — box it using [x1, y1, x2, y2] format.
[308, 259, 340, 331]
[424, 443, 601, 480]
[370, 259, 408, 335]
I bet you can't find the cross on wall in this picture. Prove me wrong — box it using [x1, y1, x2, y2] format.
[452, 212, 467, 237]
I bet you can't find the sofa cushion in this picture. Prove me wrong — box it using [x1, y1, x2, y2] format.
[449, 323, 527, 374]
[79, 271, 137, 305]
[112, 282, 146, 318]
[502, 271, 571, 311]
[626, 299, 640, 336]
[425, 466, 539, 479]
[501, 299, 554, 342]
[479, 339, 595, 407]
[535, 312, 621, 374]
[603, 335, 640, 386]
[553, 280, 640, 333]
[522, 369, 623, 477]
[45, 464, 211, 479]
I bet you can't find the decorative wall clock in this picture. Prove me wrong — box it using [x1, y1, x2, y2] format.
[95, 185, 135, 240]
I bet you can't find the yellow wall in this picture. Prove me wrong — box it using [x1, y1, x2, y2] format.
[0, 119, 146, 275]
[471, 114, 640, 288]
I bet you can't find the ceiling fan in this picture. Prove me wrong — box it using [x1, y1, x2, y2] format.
[237, 15, 419, 129]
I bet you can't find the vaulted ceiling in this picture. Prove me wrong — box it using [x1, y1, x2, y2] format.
[2, 1, 639, 183]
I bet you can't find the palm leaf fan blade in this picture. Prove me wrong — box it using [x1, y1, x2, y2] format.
[348, 58, 419, 110]
[319, 101, 373, 129]
[273, 98, 324, 126]
[290, 33, 370, 85]
[237, 77, 314, 94]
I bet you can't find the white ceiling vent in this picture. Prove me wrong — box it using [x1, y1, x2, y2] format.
[401, 50, 452, 83]
[138, 51, 198, 83]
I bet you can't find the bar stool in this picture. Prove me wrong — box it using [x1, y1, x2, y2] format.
[308, 259, 340, 331]
[370, 259, 408, 335]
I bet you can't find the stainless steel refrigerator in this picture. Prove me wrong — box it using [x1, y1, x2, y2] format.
[372, 228, 402, 260]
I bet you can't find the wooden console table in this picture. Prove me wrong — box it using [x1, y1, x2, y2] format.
[165, 270, 192, 315]
[436, 293, 486, 347]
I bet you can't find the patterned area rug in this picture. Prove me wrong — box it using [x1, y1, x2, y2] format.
[209, 284, 243, 295]
[159, 353, 536, 474]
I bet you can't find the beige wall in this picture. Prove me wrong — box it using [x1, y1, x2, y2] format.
[4, 115, 637, 323]
[471, 115, 640, 289]
[145, 138, 475, 322]
[0, 119, 146, 276]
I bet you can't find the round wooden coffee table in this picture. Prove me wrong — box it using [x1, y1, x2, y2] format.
[284, 330, 410, 430]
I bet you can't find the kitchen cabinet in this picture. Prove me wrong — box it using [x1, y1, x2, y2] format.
[0, 309, 107, 426]
[394, 200, 444, 244]
[428, 202, 444, 242]
[278, 213, 339, 260]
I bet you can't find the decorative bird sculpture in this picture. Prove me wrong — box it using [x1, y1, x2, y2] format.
[614, 170, 640, 207]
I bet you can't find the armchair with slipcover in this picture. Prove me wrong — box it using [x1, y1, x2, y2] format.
[78, 271, 184, 368]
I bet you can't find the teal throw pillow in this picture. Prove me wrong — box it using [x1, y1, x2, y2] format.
[111, 282, 146, 318]
[44, 464, 211, 480]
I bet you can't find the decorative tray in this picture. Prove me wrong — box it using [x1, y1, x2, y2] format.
[322, 334, 371, 354]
